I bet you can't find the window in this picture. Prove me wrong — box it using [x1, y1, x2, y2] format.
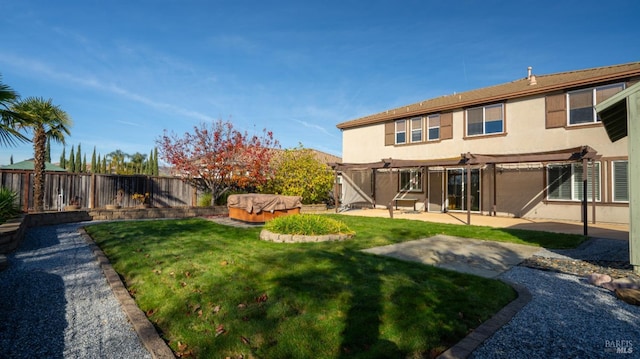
[427, 114, 440, 140]
[612, 161, 629, 202]
[568, 83, 624, 125]
[395, 120, 406, 144]
[400, 168, 422, 192]
[410, 117, 422, 142]
[466, 104, 503, 136]
[547, 162, 600, 201]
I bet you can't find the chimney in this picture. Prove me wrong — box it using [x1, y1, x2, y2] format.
[527, 66, 537, 85]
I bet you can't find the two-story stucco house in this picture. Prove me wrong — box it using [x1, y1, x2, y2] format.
[335, 62, 640, 224]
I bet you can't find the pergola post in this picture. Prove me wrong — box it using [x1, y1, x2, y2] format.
[582, 158, 588, 236]
[466, 163, 471, 225]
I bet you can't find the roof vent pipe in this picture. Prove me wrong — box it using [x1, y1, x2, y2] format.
[527, 66, 537, 85]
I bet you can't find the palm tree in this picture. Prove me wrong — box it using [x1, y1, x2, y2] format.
[12, 97, 72, 212]
[107, 149, 129, 174]
[0, 76, 30, 146]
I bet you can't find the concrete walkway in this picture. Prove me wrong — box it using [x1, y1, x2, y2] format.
[339, 208, 629, 240]
[363, 234, 542, 278]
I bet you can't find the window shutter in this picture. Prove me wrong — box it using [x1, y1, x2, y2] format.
[546, 93, 566, 128]
[384, 122, 395, 146]
[440, 112, 453, 139]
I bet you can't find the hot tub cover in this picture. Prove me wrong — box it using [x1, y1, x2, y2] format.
[227, 194, 302, 214]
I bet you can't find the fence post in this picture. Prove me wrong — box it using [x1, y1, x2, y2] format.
[22, 172, 29, 213]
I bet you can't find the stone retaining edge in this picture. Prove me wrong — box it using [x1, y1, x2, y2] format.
[437, 280, 531, 359]
[259, 229, 353, 243]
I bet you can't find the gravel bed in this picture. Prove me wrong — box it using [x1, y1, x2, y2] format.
[470, 266, 640, 358]
[471, 237, 640, 358]
[0, 223, 152, 359]
[525, 237, 640, 281]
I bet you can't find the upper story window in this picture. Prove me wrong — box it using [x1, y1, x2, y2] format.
[427, 114, 440, 140]
[410, 117, 422, 142]
[466, 103, 504, 136]
[395, 120, 406, 144]
[400, 168, 422, 192]
[547, 162, 600, 201]
[568, 83, 625, 125]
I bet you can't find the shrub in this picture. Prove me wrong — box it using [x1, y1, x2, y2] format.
[264, 214, 355, 236]
[0, 187, 20, 224]
[197, 192, 213, 207]
[260, 145, 335, 205]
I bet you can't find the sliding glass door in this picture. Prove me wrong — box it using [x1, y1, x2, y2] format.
[446, 168, 480, 211]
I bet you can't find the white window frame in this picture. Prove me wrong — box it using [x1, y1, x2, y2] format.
[427, 114, 440, 141]
[567, 83, 625, 126]
[395, 120, 406, 144]
[465, 103, 504, 137]
[410, 117, 422, 143]
[612, 160, 629, 203]
[400, 168, 422, 192]
[547, 162, 601, 202]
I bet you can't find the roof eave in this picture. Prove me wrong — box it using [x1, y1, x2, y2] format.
[338, 68, 640, 130]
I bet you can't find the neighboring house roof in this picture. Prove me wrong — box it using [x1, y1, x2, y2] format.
[309, 149, 341, 165]
[269, 148, 341, 165]
[1, 160, 68, 172]
[337, 61, 640, 129]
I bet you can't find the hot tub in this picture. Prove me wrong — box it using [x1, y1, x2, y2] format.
[227, 194, 302, 223]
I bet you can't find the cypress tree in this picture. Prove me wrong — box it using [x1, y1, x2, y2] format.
[82, 154, 87, 173]
[60, 147, 66, 169]
[153, 147, 159, 176]
[69, 146, 75, 173]
[10, 154, 13, 165]
[102, 156, 107, 174]
[91, 147, 97, 173]
[75, 143, 82, 173]
[96, 154, 101, 174]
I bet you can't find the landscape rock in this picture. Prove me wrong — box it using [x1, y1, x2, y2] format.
[586, 273, 612, 286]
[611, 277, 640, 290]
[614, 288, 640, 306]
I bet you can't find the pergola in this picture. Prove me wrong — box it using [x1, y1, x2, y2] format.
[333, 145, 599, 234]
[596, 81, 640, 274]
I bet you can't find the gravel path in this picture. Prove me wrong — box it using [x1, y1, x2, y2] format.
[471, 238, 640, 358]
[0, 222, 152, 359]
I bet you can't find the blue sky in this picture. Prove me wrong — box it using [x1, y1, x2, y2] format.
[1, 0, 640, 166]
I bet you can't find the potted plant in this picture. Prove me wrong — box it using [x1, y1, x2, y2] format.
[106, 189, 124, 210]
[64, 196, 81, 211]
[131, 192, 150, 208]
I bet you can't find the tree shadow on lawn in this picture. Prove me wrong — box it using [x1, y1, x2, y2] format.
[258, 247, 513, 358]
[90, 219, 515, 358]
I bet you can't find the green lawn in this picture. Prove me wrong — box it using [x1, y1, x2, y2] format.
[85, 215, 584, 358]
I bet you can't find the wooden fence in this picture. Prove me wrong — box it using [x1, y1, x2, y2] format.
[0, 170, 200, 212]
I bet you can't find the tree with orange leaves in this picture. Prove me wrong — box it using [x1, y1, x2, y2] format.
[158, 120, 279, 205]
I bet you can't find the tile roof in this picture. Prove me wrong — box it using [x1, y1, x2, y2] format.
[337, 61, 640, 129]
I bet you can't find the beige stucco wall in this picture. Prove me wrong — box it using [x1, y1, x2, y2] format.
[341, 94, 630, 224]
[342, 96, 629, 163]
